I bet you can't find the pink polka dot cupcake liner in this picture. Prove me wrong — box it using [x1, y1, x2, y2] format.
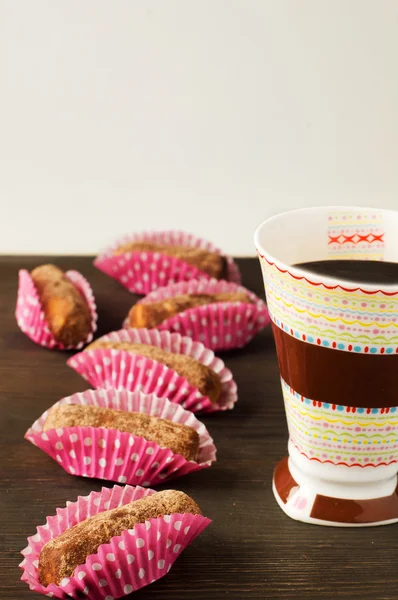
[125, 278, 270, 351]
[20, 483, 211, 599]
[93, 229, 241, 294]
[15, 269, 98, 350]
[67, 328, 237, 413]
[25, 388, 216, 486]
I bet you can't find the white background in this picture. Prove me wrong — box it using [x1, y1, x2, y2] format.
[0, 0, 397, 256]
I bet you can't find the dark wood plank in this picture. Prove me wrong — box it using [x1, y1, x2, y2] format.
[0, 256, 397, 600]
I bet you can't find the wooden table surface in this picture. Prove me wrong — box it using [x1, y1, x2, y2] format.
[1, 256, 397, 600]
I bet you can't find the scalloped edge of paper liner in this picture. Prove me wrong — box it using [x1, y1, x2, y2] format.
[81, 327, 237, 412]
[124, 278, 270, 351]
[68, 349, 220, 413]
[15, 269, 98, 350]
[20, 483, 211, 599]
[25, 388, 216, 486]
[93, 230, 241, 294]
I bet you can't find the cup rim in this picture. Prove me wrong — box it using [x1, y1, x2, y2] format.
[254, 205, 398, 293]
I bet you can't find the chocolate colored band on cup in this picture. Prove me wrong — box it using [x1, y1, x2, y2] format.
[274, 457, 298, 504]
[272, 324, 398, 408]
[274, 457, 398, 524]
[310, 486, 398, 524]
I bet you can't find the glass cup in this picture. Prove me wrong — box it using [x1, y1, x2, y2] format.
[254, 206, 398, 526]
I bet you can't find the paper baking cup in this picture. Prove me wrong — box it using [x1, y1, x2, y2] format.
[25, 388, 216, 486]
[15, 269, 98, 350]
[20, 484, 211, 599]
[125, 278, 270, 351]
[67, 328, 237, 413]
[94, 230, 241, 294]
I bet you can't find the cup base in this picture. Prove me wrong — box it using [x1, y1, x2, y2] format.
[273, 457, 398, 527]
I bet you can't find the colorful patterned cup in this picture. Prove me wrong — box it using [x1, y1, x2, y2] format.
[255, 206, 398, 526]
